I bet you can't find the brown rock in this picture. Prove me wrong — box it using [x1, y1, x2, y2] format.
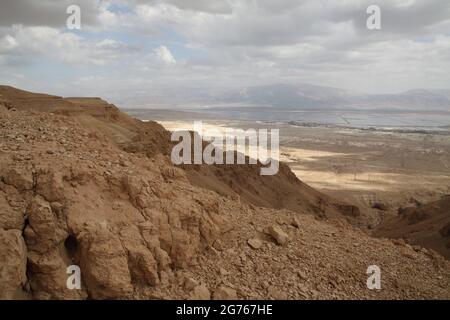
[0, 229, 27, 299]
[268, 225, 289, 246]
[267, 285, 288, 299]
[291, 217, 301, 229]
[190, 284, 211, 300]
[36, 170, 65, 202]
[247, 238, 263, 249]
[79, 230, 133, 299]
[0, 193, 25, 230]
[213, 285, 238, 300]
[2, 168, 33, 191]
[184, 277, 199, 290]
[25, 196, 67, 253]
[219, 267, 229, 276]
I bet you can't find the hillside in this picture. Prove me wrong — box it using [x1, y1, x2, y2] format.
[0, 86, 449, 300]
[0, 85, 361, 222]
[374, 196, 450, 259]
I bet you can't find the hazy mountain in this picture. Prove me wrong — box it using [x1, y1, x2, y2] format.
[354, 89, 450, 111]
[218, 83, 349, 109]
[216, 84, 450, 111]
[119, 83, 450, 112]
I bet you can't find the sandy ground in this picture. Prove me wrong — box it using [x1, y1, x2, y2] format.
[156, 119, 450, 227]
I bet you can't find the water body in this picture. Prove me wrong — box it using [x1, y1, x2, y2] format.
[185, 107, 450, 131]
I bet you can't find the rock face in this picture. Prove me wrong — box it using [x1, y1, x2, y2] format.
[0, 103, 237, 299]
[374, 196, 450, 259]
[0, 86, 449, 300]
[0, 229, 27, 299]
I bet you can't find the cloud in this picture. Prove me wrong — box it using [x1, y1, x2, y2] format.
[164, 0, 232, 14]
[0, 35, 18, 51]
[0, 0, 450, 102]
[153, 45, 176, 65]
[0, 25, 137, 66]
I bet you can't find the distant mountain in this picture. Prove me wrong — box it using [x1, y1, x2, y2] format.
[117, 83, 450, 112]
[218, 83, 349, 109]
[354, 89, 450, 111]
[216, 84, 450, 111]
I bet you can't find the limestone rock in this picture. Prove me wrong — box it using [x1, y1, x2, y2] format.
[268, 225, 289, 246]
[0, 229, 27, 299]
[291, 217, 301, 229]
[2, 168, 33, 191]
[36, 170, 65, 202]
[79, 230, 134, 299]
[0, 193, 25, 230]
[247, 238, 263, 250]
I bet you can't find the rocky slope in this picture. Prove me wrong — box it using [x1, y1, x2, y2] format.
[0, 86, 449, 300]
[374, 196, 450, 259]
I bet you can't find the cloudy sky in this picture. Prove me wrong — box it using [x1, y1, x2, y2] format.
[0, 0, 449, 106]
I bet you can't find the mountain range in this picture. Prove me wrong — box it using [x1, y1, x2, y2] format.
[120, 83, 450, 112]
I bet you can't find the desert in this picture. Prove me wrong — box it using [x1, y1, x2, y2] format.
[0, 85, 449, 300]
[148, 115, 450, 257]
[1, 0, 450, 304]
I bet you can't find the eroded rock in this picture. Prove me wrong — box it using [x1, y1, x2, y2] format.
[268, 225, 289, 246]
[0, 229, 27, 299]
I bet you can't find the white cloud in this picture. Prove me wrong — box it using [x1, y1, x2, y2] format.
[1, 0, 450, 101]
[0, 25, 138, 66]
[153, 45, 176, 65]
[0, 35, 18, 51]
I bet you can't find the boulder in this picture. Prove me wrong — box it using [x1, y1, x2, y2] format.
[268, 225, 289, 246]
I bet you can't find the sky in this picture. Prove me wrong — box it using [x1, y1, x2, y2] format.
[0, 0, 449, 107]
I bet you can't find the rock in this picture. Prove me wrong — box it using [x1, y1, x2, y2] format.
[219, 267, 229, 276]
[159, 270, 170, 287]
[154, 247, 172, 271]
[0, 194, 25, 230]
[79, 230, 134, 299]
[0, 229, 27, 299]
[297, 270, 308, 280]
[247, 238, 263, 249]
[50, 202, 64, 215]
[36, 170, 65, 202]
[184, 277, 199, 290]
[268, 225, 289, 246]
[439, 222, 450, 237]
[291, 217, 301, 228]
[190, 284, 211, 300]
[126, 245, 159, 286]
[267, 285, 288, 300]
[213, 239, 225, 251]
[372, 202, 388, 211]
[213, 285, 238, 300]
[25, 196, 67, 253]
[2, 168, 33, 191]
